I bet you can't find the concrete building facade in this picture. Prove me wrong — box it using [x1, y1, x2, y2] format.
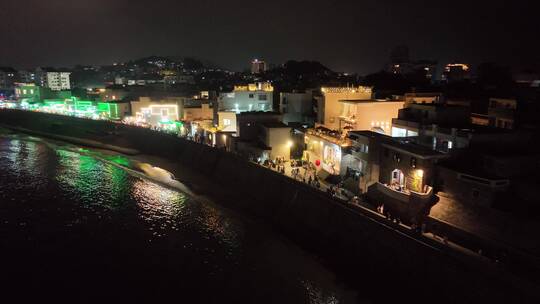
[339, 99, 405, 135]
[219, 82, 273, 113]
[36, 68, 71, 91]
[279, 91, 314, 125]
[315, 86, 373, 131]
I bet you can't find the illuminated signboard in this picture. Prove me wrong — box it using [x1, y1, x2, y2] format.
[322, 142, 341, 175]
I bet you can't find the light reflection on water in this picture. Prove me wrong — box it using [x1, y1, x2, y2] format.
[0, 132, 357, 303]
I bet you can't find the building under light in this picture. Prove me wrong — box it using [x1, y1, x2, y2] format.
[315, 86, 373, 131]
[231, 112, 292, 161]
[442, 63, 470, 82]
[339, 99, 405, 135]
[345, 130, 448, 223]
[35, 67, 71, 91]
[130, 96, 182, 127]
[218, 82, 273, 113]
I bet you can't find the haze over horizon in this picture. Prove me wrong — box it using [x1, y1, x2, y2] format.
[1, 0, 538, 74]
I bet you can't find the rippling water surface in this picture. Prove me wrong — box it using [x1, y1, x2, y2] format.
[0, 132, 360, 303]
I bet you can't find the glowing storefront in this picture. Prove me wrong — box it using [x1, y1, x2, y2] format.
[130, 97, 182, 127]
[304, 129, 349, 176]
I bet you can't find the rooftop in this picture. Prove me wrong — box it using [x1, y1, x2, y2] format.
[348, 130, 389, 140]
[383, 140, 447, 159]
[261, 122, 290, 128]
[438, 157, 507, 180]
[339, 99, 404, 104]
[237, 111, 281, 116]
[348, 130, 446, 159]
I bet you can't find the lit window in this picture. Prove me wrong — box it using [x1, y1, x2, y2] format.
[223, 119, 231, 126]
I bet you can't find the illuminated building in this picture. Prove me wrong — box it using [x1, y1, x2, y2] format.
[260, 122, 292, 160]
[232, 112, 291, 161]
[99, 87, 130, 102]
[129, 96, 182, 127]
[339, 99, 405, 135]
[17, 96, 127, 120]
[471, 113, 491, 126]
[404, 92, 443, 105]
[218, 111, 237, 133]
[442, 63, 470, 82]
[35, 67, 71, 91]
[96, 101, 130, 120]
[345, 131, 448, 223]
[251, 59, 267, 74]
[183, 101, 213, 121]
[315, 86, 372, 131]
[391, 102, 471, 152]
[15, 83, 75, 106]
[304, 127, 350, 176]
[218, 82, 273, 113]
[15, 84, 44, 104]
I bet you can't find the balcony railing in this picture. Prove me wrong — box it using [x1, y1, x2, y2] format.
[391, 118, 420, 129]
[373, 182, 433, 203]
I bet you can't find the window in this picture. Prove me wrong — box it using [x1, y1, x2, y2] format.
[223, 119, 231, 126]
[357, 143, 369, 153]
[258, 94, 267, 101]
[249, 94, 254, 98]
[410, 157, 417, 168]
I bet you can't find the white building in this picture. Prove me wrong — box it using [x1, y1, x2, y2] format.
[217, 111, 238, 133]
[339, 99, 405, 135]
[315, 86, 373, 131]
[218, 82, 273, 113]
[261, 122, 292, 160]
[36, 68, 71, 91]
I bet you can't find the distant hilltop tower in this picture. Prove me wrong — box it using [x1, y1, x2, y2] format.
[251, 59, 267, 74]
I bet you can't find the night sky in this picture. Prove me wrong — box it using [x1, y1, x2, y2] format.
[1, 0, 537, 74]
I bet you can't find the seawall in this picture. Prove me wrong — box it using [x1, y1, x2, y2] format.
[1, 109, 537, 302]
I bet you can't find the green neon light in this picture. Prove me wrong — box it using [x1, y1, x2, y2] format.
[97, 102, 120, 119]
